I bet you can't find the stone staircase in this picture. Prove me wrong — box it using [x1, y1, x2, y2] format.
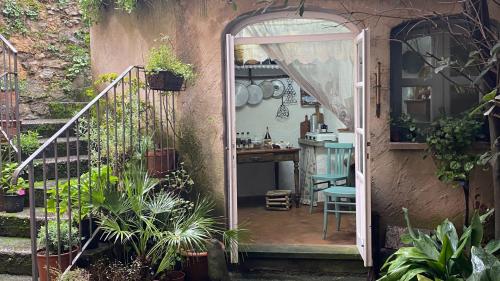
[0, 116, 87, 278]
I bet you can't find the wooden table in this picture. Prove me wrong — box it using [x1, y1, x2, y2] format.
[237, 148, 301, 207]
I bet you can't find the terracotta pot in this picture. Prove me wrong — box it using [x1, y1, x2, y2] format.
[36, 247, 79, 281]
[183, 251, 208, 281]
[167, 271, 186, 281]
[0, 119, 20, 140]
[147, 70, 185, 91]
[146, 148, 176, 178]
[3, 194, 24, 213]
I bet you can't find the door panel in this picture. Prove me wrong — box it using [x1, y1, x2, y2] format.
[354, 29, 372, 267]
[225, 34, 239, 263]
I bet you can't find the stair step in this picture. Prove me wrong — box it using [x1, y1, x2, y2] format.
[0, 237, 32, 275]
[21, 119, 74, 138]
[21, 137, 88, 160]
[0, 208, 59, 238]
[47, 102, 87, 119]
[0, 274, 32, 281]
[32, 155, 90, 182]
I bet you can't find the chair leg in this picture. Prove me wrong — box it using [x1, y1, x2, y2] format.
[323, 195, 328, 240]
[334, 197, 341, 231]
[309, 179, 314, 214]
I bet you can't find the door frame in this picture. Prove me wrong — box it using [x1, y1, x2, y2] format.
[222, 11, 371, 265]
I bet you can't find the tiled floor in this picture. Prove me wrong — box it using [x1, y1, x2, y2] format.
[238, 203, 356, 245]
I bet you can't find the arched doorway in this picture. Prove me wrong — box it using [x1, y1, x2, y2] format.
[223, 11, 371, 266]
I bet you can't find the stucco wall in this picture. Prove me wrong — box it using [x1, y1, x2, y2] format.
[90, 0, 497, 230]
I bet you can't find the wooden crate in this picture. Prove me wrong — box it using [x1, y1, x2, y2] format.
[265, 190, 292, 211]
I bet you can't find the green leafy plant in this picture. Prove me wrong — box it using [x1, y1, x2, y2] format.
[47, 165, 118, 221]
[425, 114, 484, 225]
[20, 130, 40, 155]
[96, 160, 243, 276]
[1, 0, 40, 35]
[378, 208, 500, 281]
[145, 44, 196, 83]
[1, 162, 28, 195]
[390, 113, 422, 142]
[163, 162, 194, 192]
[37, 220, 79, 255]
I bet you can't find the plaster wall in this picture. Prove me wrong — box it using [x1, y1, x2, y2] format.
[90, 0, 498, 230]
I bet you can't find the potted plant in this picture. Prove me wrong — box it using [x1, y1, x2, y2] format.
[96, 160, 244, 281]
[145, 44, 195, 91]
[142, 135, 178, 178]
[37, 220, 80, 281]
[1, 162, 28, 213]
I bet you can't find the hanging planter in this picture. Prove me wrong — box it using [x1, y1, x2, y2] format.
[145, 44, 195, 92]
[147, 70, 185, 91]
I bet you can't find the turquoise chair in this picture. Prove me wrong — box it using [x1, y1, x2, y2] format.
[309, 142, 353, 214]
[322, 185, 356, 239]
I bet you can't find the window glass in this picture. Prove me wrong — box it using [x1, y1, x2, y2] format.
[402, 86, 431, 123]
[402, 36, 432, 79]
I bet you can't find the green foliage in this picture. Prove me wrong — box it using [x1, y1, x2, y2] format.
[57, 268, 90, 281]
[1, 0, 40, 36]
[145, 44, 196, 83]
[79, 0, 138, 24]
[426, 115, 483, 183]
[1, 162, 28, 195]
[378, 208, 500, 281]
[164, 163, 194, 192]
[96, 160, 218, 274]
[37, 220, 79, 255]
[66, 44, 91, 81]
[47, 165, 118, 221]
[391, 113, 422, 142]
[20, 130, 39, 155]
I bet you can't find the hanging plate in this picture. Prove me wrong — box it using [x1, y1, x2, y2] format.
[260, 80, 274, 99]
[271, 80, 285, 99]
[247, 84, 264, 105]
[235, 83, 249, 108]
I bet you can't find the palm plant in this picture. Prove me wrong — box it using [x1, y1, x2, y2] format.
[378, 208, 500, 281]
[96, 160, 233, 276]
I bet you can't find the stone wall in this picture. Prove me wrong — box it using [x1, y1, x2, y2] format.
[0, 0, 90, 119]
[90, 0, 498, 230]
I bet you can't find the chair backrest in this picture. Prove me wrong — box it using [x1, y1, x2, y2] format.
[324, 142, 354, 177]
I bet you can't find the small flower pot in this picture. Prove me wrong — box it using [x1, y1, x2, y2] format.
[3, 194, 24, 213]
[147, 70, 185, 91]
[146, 148, 176, 178]
[36, 247, 79, 281]
[183, 251, 208, 281]
[167, 271, 186, 281]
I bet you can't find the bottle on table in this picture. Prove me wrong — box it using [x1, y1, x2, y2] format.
[236, 133, 241, 149]
[264, 126, 272, 148]
[247, 132, 253, 149]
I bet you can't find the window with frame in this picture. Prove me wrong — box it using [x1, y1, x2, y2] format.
[390, 17, 482, 143]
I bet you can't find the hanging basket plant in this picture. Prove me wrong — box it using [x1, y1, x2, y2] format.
[145, 44, 195, 92]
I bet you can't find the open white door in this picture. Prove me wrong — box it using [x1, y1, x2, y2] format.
[354, 29, 372, 267]
[225, 34, 239, 263]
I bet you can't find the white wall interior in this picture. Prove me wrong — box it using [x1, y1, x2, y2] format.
[235, 76, 344, 197]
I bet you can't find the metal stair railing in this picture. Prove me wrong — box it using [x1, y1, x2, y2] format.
[0, 34, 21, 163]
[11, 65, 179, 280]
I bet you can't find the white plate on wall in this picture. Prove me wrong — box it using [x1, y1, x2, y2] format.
[235, 83, 249, 107]
[247, 84, 263, 105]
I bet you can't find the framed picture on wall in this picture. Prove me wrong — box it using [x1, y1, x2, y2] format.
[300, 89, 319, 106]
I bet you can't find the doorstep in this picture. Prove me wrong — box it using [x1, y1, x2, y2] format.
[236, 244, 367, 275]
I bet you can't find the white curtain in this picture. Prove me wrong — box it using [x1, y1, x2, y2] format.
[241, 20, 355, 130]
